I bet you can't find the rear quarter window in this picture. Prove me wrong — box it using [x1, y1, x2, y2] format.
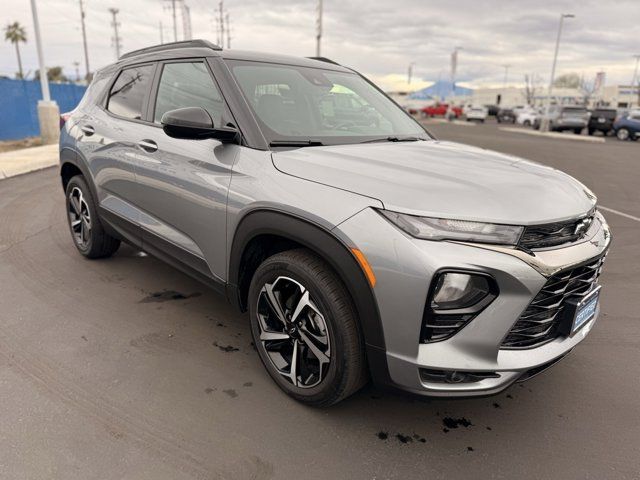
[106, 64, 155, 120]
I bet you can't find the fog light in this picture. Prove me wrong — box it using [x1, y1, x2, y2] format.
[432, 273, 491, 310]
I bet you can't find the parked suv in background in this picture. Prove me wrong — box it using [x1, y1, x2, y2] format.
[59, 40, 611, 406]
[516, 107, 540, 127]
[465, 106, 488, 122]
[535, 105, 590, 133]
[496, 108, 516, 123]
[613, 111, 640, 141]
[588, 108, 617, 136]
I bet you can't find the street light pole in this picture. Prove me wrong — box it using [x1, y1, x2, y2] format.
[631, 54, 640, 107]
[29, 0, 59, 144]
[78, 0, 90, 80]
[408, 62, 416, 85]
[30, 0, 50, 102]
[502, 64, 511, 89]
[541, 13, 574, 132]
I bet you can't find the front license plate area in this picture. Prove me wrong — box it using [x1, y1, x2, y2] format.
[559, 286, 601, 337]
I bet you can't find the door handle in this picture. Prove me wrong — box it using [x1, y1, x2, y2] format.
[80, 125, 95, 136]
[138, 139, 158, 153]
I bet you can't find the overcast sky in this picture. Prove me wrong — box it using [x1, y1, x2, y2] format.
[2, 0, 639, 91]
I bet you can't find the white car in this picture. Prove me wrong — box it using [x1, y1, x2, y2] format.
[516, 108, 540, 127]
[465, 106, 488, 122]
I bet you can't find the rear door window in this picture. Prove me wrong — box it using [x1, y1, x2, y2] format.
[153, 62, 224, 125]
[106, 64, 155, 120]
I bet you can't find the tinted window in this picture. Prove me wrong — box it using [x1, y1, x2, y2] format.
[154, 62, 223, 125]
[107, 65, 155, 120]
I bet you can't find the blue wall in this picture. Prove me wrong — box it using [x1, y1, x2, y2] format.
[0, 78, 87, 141]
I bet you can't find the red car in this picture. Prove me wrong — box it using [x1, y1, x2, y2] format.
[421, 103, 463, 118]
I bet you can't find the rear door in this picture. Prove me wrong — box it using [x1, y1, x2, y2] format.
[77, 62, 157, 246]
[126, 59, 238, 284]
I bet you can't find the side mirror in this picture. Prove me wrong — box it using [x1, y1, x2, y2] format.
[161, 107, 238, 143]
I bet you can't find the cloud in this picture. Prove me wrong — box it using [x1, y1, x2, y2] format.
[1, 0, 638, 89]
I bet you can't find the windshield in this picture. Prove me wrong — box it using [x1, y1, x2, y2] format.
[227, 60, 428, 145]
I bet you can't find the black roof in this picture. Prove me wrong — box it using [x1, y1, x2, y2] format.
[120, 39, 222, 60]
[117, 39, 349, 72]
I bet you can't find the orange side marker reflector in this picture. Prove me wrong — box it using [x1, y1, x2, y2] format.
[351, 248, 376, 288]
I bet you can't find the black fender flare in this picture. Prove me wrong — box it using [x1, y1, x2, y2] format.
[227, 209, 386, 351]
[59, 147, 99, 201]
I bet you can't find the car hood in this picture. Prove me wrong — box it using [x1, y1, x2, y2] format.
[271, 140, 596, 225]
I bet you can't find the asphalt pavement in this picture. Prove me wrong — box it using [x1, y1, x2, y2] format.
[0, 122, 638, 479]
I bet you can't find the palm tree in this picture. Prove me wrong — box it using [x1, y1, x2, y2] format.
[4, 22, 27, 79]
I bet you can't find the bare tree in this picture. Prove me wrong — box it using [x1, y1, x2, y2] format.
[579, 75, 598, 106]
[523, 73, 542, 106]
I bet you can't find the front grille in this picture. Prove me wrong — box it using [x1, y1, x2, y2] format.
[519, 214, 595, 250]
[501, 255, 606, 349]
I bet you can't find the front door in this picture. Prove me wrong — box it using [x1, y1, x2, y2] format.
[127, 60, 238, 283]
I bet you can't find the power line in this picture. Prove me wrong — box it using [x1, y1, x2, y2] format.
[108, 8, 122, 60]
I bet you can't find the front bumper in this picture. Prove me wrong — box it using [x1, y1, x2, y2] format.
[336, 209, 611, 397]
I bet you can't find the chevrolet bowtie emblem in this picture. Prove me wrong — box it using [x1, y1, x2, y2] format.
[574, 217, 592, 237]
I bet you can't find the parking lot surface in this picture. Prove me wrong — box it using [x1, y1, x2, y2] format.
[0, 122, 638, 479]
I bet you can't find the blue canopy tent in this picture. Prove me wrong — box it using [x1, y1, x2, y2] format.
[408, 80, 473, 101]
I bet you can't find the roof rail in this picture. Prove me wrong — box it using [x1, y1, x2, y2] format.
[120, 39, 222, 60]
[307, 56, 341, 66]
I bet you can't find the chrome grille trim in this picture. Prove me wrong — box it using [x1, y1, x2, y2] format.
[519, 214, 595, 250]
[501, 254, 606, 349]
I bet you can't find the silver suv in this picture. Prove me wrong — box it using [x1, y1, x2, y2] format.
[59, 40, 611, 406]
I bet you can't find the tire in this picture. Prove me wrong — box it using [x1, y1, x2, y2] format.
[248, 249, 367, 407]
[616, 128, 630, 141]
[573, 128, 582, 135]
[524, 120, 531, 127]
[588, 128, 595, 136]
[65, 175, 120, 258]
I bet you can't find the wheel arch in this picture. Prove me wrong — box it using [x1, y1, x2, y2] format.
[227, 209, 386, 351]
[59, 148, 98, 199]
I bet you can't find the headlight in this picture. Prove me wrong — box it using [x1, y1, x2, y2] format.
[380, 211, 523, 245]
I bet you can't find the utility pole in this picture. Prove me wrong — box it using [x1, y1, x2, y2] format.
[226, 12, 230, 48]
[29, 0, 59, 144]
[109, 8, 122, 60]
[78, 0, 90, 79]
[219, 1, 224, 49]
[502, 64, 511, 89]
[159, 21, 164, 44]
[182, 2, 192, 40]
[171, 0, 178, 42]
[73, 61, 80, 81]
[316, 0, 323, 57]
[541, 13, 574, 132]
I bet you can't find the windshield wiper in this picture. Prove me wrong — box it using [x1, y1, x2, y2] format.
[269, 140, 324, 147]
[360, 136, 426, 144]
